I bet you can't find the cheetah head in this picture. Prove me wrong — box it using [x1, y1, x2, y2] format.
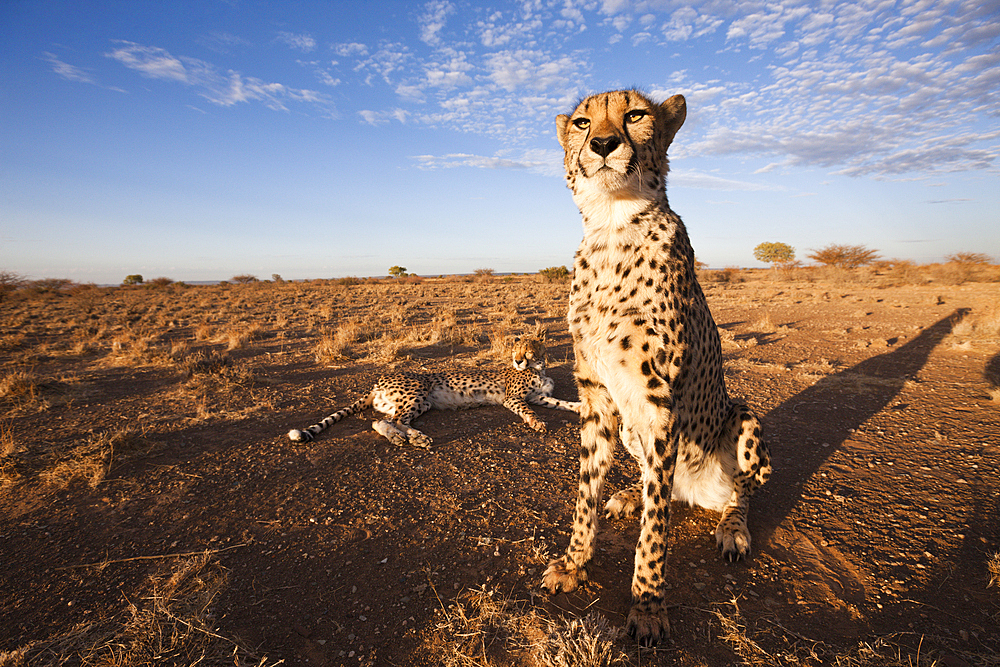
[556, 90, 686, 199]
[511, 337, 546, 372]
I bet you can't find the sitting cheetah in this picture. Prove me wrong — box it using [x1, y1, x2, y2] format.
[540, 90, 772, 646]
[288, 338, 579, 448]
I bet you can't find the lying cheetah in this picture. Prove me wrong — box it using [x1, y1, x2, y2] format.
[288, 338, 579, 448]
[540, 90, 772, 646]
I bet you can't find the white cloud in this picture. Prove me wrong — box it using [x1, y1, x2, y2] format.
[358, 108, 409, 125]
[484, 50, 580, 93]
[333, 42, 368, 57]
[43, 52, 95, 84]
[670, 169, 783, 191]
[411, 148, 564, 176]
[106, 41, 335, 114]
[106, 42, 188, 81]
[418, 0, 455, 46]
[277, 31, 317, 53]
[317, 70, 341, 87]
[354, 44, 412, 85]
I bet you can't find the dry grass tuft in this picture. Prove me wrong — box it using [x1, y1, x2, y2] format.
[430, 586, 627, 667]
[0, 370, 41, 409]
[535, 613, 627, 667]
[313, 321, 368, 363]
[949, 304, 1000, 343]
[749, 311, 777, 333]
[709, 598, 951, 667]
[181, 350, 233, 378]
[989, 552, 1000, 589]
[0, 332, 27, 352]
[0, 553, 280, 667]
[39, 427, 146, 489]
[220, 323, 265, 350]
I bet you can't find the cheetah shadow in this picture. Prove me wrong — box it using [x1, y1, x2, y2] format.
[755, 307, 970, 542]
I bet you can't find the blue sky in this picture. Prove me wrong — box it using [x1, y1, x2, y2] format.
[3, 0, 998, 283]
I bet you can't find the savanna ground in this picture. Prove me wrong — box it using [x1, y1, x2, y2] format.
[2, 264, 999, 667]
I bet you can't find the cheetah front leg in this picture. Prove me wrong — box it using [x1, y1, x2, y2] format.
[502, 396, 547, 432]
[542, 374, 618, 594]
[622, 419, 678, 647]
[714, 401, 771, 561]
[531, 395, 582, 412]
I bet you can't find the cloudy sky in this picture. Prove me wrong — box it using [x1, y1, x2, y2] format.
[4, 0, 998, 283]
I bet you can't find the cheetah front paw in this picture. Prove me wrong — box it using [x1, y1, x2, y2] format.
[408, 431, 432, 449]
[626, 598, 671, 647]
[528, 418, 547, 432]
[541, 555, 587, 594]
[372, 421, 408, 447]
[714, 508, 751, 562]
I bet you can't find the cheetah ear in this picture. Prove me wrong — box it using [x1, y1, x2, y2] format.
[556, 114, 571, 149]
[655, 94, 687, 152]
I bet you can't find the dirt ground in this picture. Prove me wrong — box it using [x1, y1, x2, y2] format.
[1, 273, 998, 666]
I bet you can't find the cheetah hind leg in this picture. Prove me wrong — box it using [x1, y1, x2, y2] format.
[714, 402, 770, 562]
[604, 482, 642, 519]
[372, 420, 432, 449]
[605, 425, 644, 519]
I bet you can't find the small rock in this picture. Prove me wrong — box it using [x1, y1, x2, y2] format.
[693, 582, 707, 591]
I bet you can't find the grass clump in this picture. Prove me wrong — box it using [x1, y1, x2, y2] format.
[429, 586, 627, 667]
[39, 427, 146, 489]
[0, 553, 280, 667]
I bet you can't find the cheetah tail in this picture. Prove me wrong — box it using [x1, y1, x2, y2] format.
[287, 392, 375, 442]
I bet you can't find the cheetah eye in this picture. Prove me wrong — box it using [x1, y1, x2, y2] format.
[625, 110, 647, 124]
[572, 117, 591, 130]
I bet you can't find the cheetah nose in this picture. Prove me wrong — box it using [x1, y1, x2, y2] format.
[589, 136, 621, 158]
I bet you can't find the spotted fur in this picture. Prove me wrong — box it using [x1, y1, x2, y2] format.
[540, 90, 772, 646]
[288, 338, 579, 448]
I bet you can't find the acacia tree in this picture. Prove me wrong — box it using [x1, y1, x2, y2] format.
[753, 242, 796, 268]
[945, 252, 992, 265]
[388, 266, 408, 278]
[807, 244, 880, 269]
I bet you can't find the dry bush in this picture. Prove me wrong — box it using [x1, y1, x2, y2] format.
[706, 267, 743, 283]
[0, 553, 279, 667]
[807, 244, 880, 269]
[876, 259, 925, 286]
[539, 266, 571, 283]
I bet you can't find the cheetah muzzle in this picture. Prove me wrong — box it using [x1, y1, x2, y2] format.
[539, 89, 772, 647]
